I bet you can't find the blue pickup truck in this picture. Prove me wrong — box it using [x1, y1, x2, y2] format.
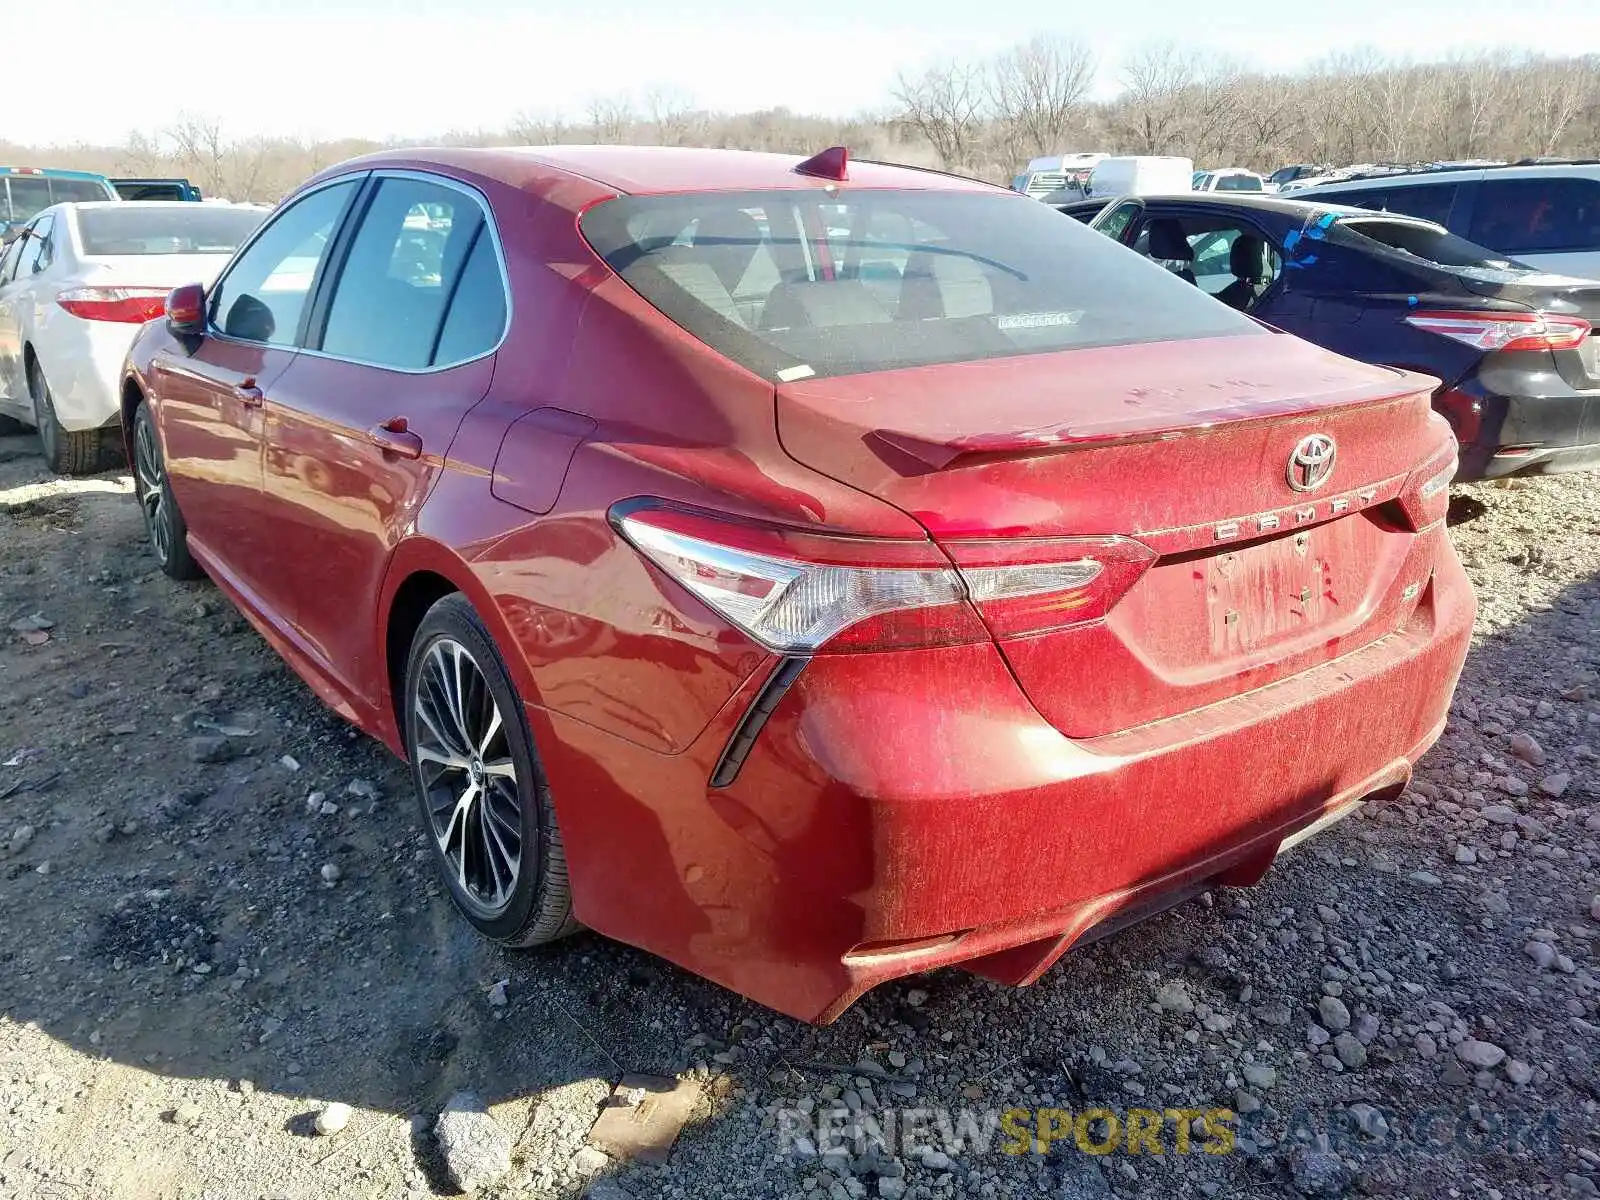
[0, 166, 119, 242]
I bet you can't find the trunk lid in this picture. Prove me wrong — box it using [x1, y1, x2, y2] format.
[79, 254, 233, 290]
[777, 332, 1449, 736]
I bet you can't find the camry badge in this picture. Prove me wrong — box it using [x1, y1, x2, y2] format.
[1287, 434, 1337, 492]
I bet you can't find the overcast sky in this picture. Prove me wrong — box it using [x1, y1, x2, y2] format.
[16, 0, 1600, 145]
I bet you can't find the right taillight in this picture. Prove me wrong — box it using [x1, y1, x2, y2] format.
[1405, 309, 1590, 353]
[611, 503, 1155, 653]
[942, 536, 1157, 638]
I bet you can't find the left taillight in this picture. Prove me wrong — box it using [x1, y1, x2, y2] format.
[611, 503, 1155, 653]
[1405, 309, 1590, 353]
[1394, 439, 1460, 529]
[56, 286, 171, 324]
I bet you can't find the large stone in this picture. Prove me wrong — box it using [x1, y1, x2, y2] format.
[434, 1091, 511, 1193]
[1318, 995, 1352, 1032]
[1333, 1033, 1368, 1070]
[1156, 982, 1194, 1014]
[1508, 732, 1546, 765]
[1288, 1141, 1350, 1196]
[1454, 1039, 1506, 1069]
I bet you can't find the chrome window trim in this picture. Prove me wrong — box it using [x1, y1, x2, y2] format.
[208, 168, 512, 375]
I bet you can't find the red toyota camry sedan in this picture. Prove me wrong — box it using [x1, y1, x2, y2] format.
[120, 146, 1474, 1023]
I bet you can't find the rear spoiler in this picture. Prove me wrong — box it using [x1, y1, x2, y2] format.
[866, 371, 1437, 470]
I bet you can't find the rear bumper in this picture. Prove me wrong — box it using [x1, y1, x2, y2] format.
[534, 543, 1475, 1023]
[1450, 370, 1600, 480]
[35, 317, 132, 432]
[1481, 441, 1600, 478]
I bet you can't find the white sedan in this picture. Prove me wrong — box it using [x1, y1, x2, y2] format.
[1192, 168, 1267, 193]
[0, 201, 267, 473]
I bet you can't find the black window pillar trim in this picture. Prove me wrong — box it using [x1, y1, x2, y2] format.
[299, 174, 380, 350]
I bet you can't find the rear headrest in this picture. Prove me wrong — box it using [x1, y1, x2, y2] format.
[898, 251, 993, 320]
[692, 209, 763, 292]
[1230, 234, 1266, 282]
[1145, 219, 1193, 261]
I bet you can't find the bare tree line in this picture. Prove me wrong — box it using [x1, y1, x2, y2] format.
[2, 43, 1597, 204]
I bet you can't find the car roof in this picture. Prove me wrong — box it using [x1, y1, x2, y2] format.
[314, 145, 1004, 200]
[0, 166, 111, 180]
[1300, 160, 1600, 192]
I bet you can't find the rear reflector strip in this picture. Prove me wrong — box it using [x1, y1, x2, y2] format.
[710, 657, 808, 788]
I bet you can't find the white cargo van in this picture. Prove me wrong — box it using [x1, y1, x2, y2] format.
[1012, 153, 1107, 199]
[1087, 156, 1194, 198]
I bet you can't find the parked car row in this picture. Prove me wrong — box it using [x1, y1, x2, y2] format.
[1, 166, 205, 244]
[1086, 186, 1600, 479]
[70, 143, 1476, 1023]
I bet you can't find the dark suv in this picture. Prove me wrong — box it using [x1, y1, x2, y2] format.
[1291, 162, 1600, 279]
[1091, 193, 1600, 479]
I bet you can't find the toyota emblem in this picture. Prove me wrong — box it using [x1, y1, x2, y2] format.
[1287, 434, 1337, 492]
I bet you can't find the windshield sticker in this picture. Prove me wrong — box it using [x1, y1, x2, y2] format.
[997, 311, 1084, 330]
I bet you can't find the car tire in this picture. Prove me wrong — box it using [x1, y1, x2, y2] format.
[404, 594, 579, 947]
[131, 401, 202, 581]
[27, 356, 105, 476]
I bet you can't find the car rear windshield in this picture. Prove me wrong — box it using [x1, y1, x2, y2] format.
[1215, 174, 1263, 191]
[1336, 217, 1516, 269]
[78, 206, 264, 256]
[581, 188, 1259, 381]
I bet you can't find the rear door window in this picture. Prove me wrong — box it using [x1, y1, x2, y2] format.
[1468, 177, 1600, 254]
[318, 176, 499, 369]
[14, 216, 53, 277]
[430, 224, 508, 365]
[582, 189, 1258, 381]
[1093, 200, 1141, 241]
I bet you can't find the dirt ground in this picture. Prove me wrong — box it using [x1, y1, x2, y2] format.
[1, 431, 1597, 1200]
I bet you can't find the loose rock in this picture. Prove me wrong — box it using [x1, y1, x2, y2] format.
[314, 1101, 353, 1135]
[1455, 1039, 1506, 1069]
[1318, 995, 1352, 1032]
[434, 1091, 512, 1193]
[1508, 731, 1546, 765]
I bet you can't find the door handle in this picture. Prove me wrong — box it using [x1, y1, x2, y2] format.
[233, 378, 263, 407]
[367, 416, 423, 459]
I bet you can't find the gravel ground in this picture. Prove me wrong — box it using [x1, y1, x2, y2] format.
[0, 431, 1597, 1200]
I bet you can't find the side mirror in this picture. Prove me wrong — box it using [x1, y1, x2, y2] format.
[166, 283, 206, 335]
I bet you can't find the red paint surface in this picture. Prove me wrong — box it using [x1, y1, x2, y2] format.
[123, 147, 1476, 1023]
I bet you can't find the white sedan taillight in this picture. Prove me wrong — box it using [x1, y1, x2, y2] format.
[613, 504, 1155, 653]
[56, 286, 171, 324]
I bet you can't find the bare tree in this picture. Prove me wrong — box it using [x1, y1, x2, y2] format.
[989, 35, 1096, 160]
[642, 85, 698, 146]
[508, 109, 568, 145]
[1517, 56, 1597, 155]
[584, 95, 634, 144]
[166, 113, 230, 197]
[891, 58, 988, 169]
[1117, 42, 1196, 154]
